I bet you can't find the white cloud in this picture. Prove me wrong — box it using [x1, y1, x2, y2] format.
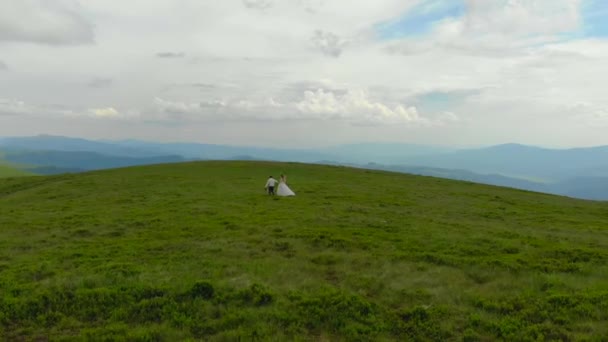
[0, 98, 30, 115]
[437, 111, 460, 124]
[87, 78, 113, 88]
[156, 52, 186, 58]
[242, 0, 274, 10]
[154, 97, 203, 114]
[90, 107, 120, 118]
[570, 102, 608, 127]
[0, 98, 75, 117]
[310, 30, 347, 57]
[0, 0, 94, 45]
[150, 87, 437, 126]
[387, 0, 584, 58]
[0, 98, 132, 121]
[1, 1, 607, 147]
[295, 89, 423, 124]
[0, 60, 6, 70]
[463, 0, 581, 37]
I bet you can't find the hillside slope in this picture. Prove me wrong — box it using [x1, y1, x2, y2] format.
[2, 150, 187, 174]
[0, 164, 31, 178]
[0, 135, 165, 157]
[1, 161, 607, 340]
[0, 155, 32, 177]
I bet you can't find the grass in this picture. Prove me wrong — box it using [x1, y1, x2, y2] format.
[0, 161, 607, 341]
[0, 164, 32, 178]
[0, 152, 33, 178]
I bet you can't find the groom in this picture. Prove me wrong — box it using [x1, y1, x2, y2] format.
[265, 176, 278, 196]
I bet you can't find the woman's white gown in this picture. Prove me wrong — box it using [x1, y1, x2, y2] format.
[277, 181, 295, 196]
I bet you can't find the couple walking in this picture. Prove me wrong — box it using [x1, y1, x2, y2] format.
[265, 174, 295, 197]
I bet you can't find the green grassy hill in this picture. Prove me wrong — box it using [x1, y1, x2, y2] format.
[1, 161, 607, 340]
[0, 163, 32, 178]
[0, 152, 33, 178]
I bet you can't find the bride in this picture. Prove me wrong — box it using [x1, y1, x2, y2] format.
[277, 174, 296, 197]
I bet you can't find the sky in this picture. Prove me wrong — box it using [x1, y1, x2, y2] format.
[1, 0, 608, 148]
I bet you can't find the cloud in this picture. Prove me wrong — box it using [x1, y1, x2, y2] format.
[463, 0, 581, 37]
[436, 111, 460, 124]
[2, 1, 607, 147]
[156, 52, 186, 58]
[310, 30, 347, 57]
[76, 107, 140, 120]
[384, 0, 584, 58]
[279, 79, 349, 102]
[0, 98, 130, 120]
[295, 89, 422, 124]
[87, 78, 113, 88]
[90, 107, 120, 118]
[0, 98, 35, 115]
[409, 89, 479, 114]
[570, 102, 608, 126]
[189, 83, 217, 89]
[242, 0, 274, 10]
[0, 98, 77, 117]
[154, 97, 206, 115]
[0, 60, 6, 70]
[150, 86, 443, 126]
[0, 0, 94, 45]
[297, 0, 325, 14]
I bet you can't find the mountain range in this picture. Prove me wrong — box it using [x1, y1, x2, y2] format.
[1, 135, 607, 200]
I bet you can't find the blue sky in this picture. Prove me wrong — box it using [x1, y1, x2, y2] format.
[412, 90, 478, 113]
[376, 0, 465, 39]
[377, 0, 608, 40]
[583, 0, 608, 37]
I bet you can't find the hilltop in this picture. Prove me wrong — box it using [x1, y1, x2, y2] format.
[0, 165, 31, 178]
[1, 161, 607, 340]
[3, 135, 608, 200]
[0, 158, 32, 178]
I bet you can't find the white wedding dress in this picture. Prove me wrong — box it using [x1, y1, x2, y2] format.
[277, 179, 295, 197]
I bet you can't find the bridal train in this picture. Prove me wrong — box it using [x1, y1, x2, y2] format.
[277, 175, 295, 196]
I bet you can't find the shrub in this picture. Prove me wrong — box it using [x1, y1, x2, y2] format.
[237, 284, 273, 306]
[189, 281, 214, 300]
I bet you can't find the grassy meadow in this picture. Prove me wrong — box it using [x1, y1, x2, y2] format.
[0, 161, 607, 341]
[0, 162, 31, 178]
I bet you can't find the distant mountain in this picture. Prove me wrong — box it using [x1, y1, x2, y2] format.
[401, 143, 608, 181]
[551, 177, 608, 201]
[2, 150, 186, 173]
[0, 135, 165, 158]
[320, 143, 454, 164]
[0, 136, 330, 162]
[3, 135, 608, 200]
[356, 163, 608, 201]
[112, 140, 329, 161]
[0, 136, 452, 164]
[364, 164, 550, 193]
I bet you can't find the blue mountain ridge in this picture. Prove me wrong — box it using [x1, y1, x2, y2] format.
[2, 135, 607, 200]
